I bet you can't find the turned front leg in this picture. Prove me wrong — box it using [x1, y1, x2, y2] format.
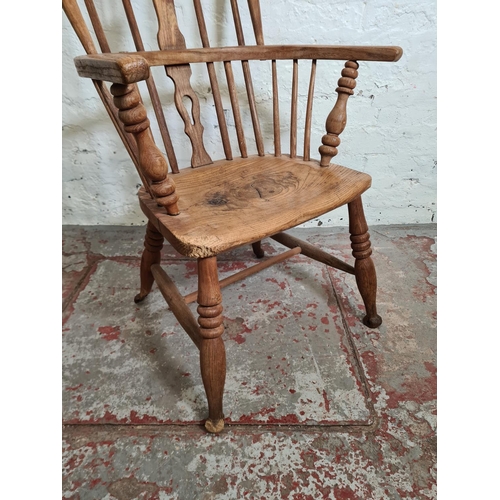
[348, 197, 382, 328]
[134, 222, 164, 303]
[197, 256, 226, 433]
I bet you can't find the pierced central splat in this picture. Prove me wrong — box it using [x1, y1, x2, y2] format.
[152, 0, 212, 168]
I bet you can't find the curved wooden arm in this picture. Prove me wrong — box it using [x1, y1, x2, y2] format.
[74, 45, 403, 83]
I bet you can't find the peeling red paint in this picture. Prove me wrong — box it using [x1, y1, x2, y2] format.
[360, 350, 378, 379]
[322, 390, 331, 413]
[384, 366, 437, 409]
[63, 261, 98, 326]
[232, 409, 301, 425]
[265, 277, 287, 290]
[89, 478, 101, 489]
[62, 227, 436, 498]
[63, 410, 201, 426]
[183, 261, 198, 279]
[219, 261, 248, 273]
[66, 384, 83, 391]
[333, 485, 358, 499]
[97, 326, 121, 341]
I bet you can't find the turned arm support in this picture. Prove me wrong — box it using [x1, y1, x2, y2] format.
[319, 60, 360, 167]
[110, 83, 179, 215]
[73, 45, 402, 83]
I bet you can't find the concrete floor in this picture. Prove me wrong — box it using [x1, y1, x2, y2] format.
[62, 224, 436, 499]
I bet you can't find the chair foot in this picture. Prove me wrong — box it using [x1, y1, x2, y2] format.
[135, 222, 163, 304]
[252, 241, 265, 259]
[134, 292, 148, 303]
[204, 417, 225, 434]
[363, 314, 382, 329]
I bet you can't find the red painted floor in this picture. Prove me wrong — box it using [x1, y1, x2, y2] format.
[62, 224, 436, 499]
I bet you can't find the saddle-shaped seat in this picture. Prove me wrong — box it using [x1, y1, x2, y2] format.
[139, 156, 371, 258]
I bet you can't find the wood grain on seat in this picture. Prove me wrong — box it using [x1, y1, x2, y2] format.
[139, 156, 371, 258]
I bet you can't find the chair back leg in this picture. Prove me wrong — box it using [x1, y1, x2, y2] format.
[348, 197, 383, 328]
[251, 241, 265, 258]
[134, 222, 164, 303]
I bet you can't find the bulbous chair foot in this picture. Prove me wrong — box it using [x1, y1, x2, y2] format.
[204, 417, 225, 434]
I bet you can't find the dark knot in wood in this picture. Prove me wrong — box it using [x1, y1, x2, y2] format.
[207, 193, 229, 206]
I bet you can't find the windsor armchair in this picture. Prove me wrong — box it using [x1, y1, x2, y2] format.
[63, 0, 402, 433]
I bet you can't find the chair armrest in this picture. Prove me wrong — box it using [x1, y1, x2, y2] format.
[74, 45, 403, 84]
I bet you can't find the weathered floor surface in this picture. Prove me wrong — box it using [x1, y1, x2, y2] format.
[62, 224, 436, 500]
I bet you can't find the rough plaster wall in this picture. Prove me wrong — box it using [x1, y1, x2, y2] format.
[62, 0, 436, 226]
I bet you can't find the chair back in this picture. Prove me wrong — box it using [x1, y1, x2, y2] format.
[63, 0, 323, 176]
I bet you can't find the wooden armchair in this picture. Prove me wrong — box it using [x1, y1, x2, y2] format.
[63, 0, 402, 433]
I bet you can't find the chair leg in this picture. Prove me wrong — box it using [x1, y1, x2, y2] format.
[197, 256, 226, 433]
[348, 196, 382, 328]
[252, 241, 265, 258]
[134, 221, 164, 303]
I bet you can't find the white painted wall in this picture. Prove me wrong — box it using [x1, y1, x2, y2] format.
[62, 0, 436, 226]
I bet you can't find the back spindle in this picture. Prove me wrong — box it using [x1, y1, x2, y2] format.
[247, 0, 264, 45]
[122, 0, 179, 173]
[272, 60, 281, 157]
[230, 0, 264, 156]
[84, 0, 111, 53]
[193, 0, 232, 160]
[62, 0, 149, 190]
[303, 60, 317, 161]
[247, 0, 281, 158]
[290, 59, 299, 158]
[319, 60, 359, 167]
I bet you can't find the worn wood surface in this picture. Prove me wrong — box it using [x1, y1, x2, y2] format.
[303, 60, 317, 161]
[111, 83, 179, 215]
[272, 60, 281, 157]
[247, 0, 264, 45]
[348, 197, 382, 328]
[290, 59, 299, 159]
[197, 257, 226, 433]
[122, 0, 179, 173]
[74, 45, 403, 83]
[150, 264, 202, 350]
[320, 61, 359, 167]
[84, 0, 111, 53]
[139, 156, 371, 258]
[134, 222, 164, 303]
[193, 0, 232, 161]
[271, 232, 355, 275]
[230, 0, 264, 157]
[224, 61, 248, 158]
[153, 0, 212, 169]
